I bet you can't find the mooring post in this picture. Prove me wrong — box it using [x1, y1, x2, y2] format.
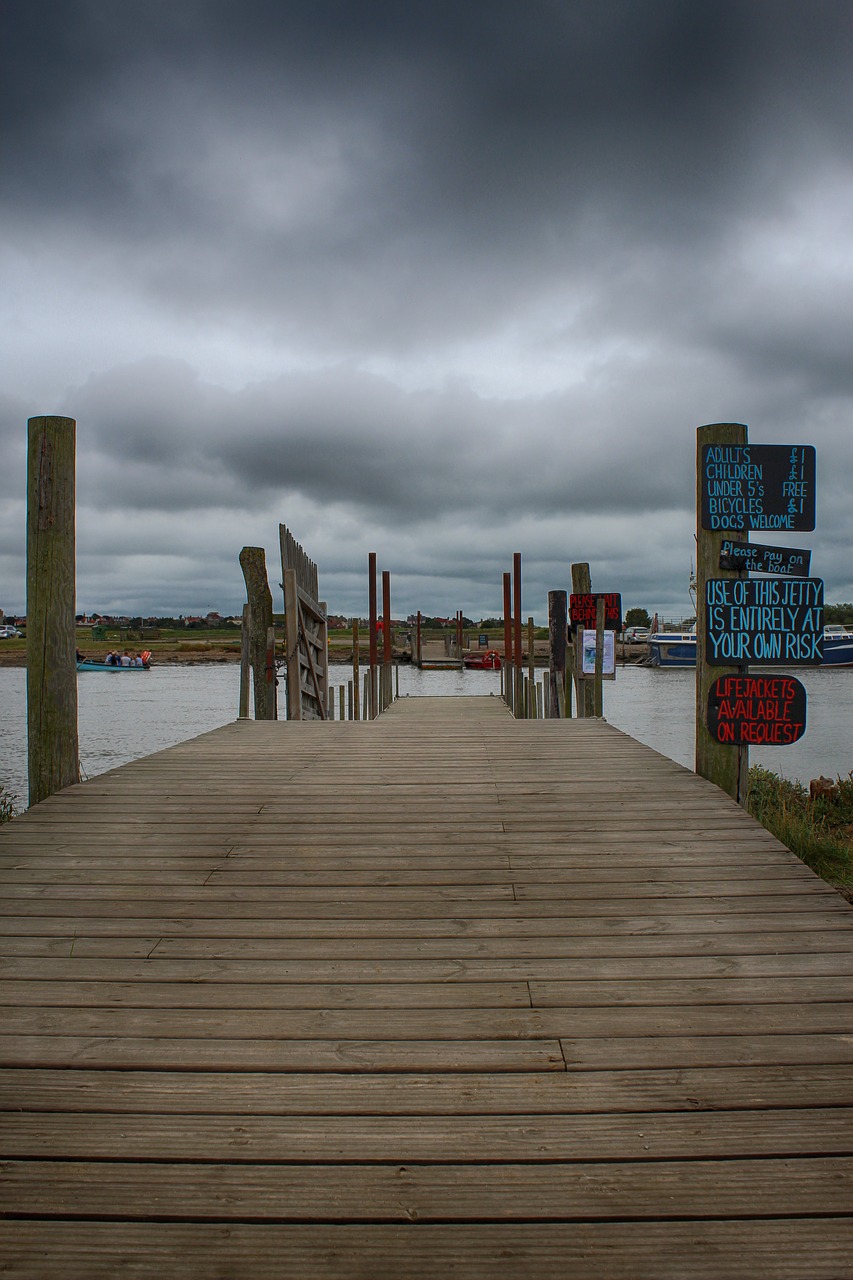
[527, 617, 536, 718]
[352, 618, 360, 721]
[571, 562, 596, 718]
[502, 572, 513, 711]
[239, 546, 276, 720]
[26, 415, 80, 806]
[238, 603, 251, 718]
[696, 422, 749, 803]
[593, 595, 605, 717]
[368, 553, 378, 718]
[265, 626, 277, 719]
[382, 570, 392, 710]
[513, 553, 523, 717]
[548, 590, 567, 718]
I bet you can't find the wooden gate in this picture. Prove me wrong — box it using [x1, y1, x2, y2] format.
[279, 523, 329, 720]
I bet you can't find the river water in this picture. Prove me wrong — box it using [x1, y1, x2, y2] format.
[1, 662, 851, 811]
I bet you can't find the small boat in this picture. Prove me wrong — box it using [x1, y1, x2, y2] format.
[463, 649, 502, 670]
[647, 630, 697, 668]
[77, 651, 152, 672]
[821, 626, 853, 667]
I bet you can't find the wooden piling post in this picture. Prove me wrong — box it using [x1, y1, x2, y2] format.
[527, 617, 536, 718]
[382, 570, 392, 711]
[238, 604, 251, 718]
[502, 572, 513, 712]
[352, 619, 360, 721]
[240, 547, 276, 720]
[513, 554, 523, 717]
[593, 595, 605, 717]
[547, 590, 567, 718]
[26, 415, 80, 805]
[368, 553, 378, 718]
[696, 422, 750, 803]
[571, 563, 596, 718]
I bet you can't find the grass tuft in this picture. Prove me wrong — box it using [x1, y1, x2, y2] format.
[0, 786, 17, 824]
[747, 766, 853, 888]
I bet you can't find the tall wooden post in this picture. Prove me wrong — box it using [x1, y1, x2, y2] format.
[352, 619, 360, 721]
[593, 595, 605, 717]
[382, 570, 392, 710]
[571, 562, 596, 718]
[527, 617, 536, 718]
[368, 553, 378, 718]
[513, 553, 523, 716]
[502, 572, 513, 711]
[548, 590, 567, 718]
[240, 546, 276, 720]
[238, 603, 250, 718]
[416, 611, 422, 667]
[696, 422, 749, 803]
[27, 415, 80, 805]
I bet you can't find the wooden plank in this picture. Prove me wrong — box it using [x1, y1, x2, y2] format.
[0, 1221, 851, 1280]
[0, 910, 848, 936]
[0, 980, 534, 1008]
[0, 1036, 566, 1071]
[2, 1157, 851, 1220]
[3, 950, 853, 981]
[3, 1065, 852, 1115]
[560, 1034, 853, 1069]
[0, 892, 845, 916]
[2, 1002, 852, 1039]
[2, 1107, 851, 1161]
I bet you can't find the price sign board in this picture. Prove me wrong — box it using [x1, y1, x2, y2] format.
[718, 539, 811, 577]
[707, 674, 807, 746]
[705, 577, 823, 665]
[701, 444, 816, 532]
[569, 592, 621, 632]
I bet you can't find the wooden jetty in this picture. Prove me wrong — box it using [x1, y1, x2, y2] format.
[1, 696, 852, 1277]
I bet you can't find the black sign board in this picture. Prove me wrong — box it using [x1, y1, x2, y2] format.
[707, 674, 807, 746]
[701, 444, 816, 532]
[705, 577, 823, 665]
[569, 592, 622, 632]
[718, 539, 811, 577]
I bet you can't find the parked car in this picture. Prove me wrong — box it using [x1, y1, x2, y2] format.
[0, 626, 22, 638]
[622, 626, 650, 643]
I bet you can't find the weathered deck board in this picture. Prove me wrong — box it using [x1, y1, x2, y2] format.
[1, 1222, 852, 1280]
[1, 695, 851, 1278]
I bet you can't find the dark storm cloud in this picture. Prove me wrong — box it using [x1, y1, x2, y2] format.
[4, 0, 853, 355]
[70, 357, 695, 523]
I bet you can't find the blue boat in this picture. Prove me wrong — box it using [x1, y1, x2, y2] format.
[647, 627, 853, 668]
[77, 652, 152, 672]
[647, 630, 697, 667]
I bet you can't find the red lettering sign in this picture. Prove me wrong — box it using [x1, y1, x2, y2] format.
[569, 593, 622, 631]
[707, 675, 807, 746]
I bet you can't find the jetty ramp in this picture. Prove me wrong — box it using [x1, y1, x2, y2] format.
[1, 696, 852, 1277]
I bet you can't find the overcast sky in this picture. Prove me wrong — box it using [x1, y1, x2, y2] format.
[2, 0, 852, 623]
